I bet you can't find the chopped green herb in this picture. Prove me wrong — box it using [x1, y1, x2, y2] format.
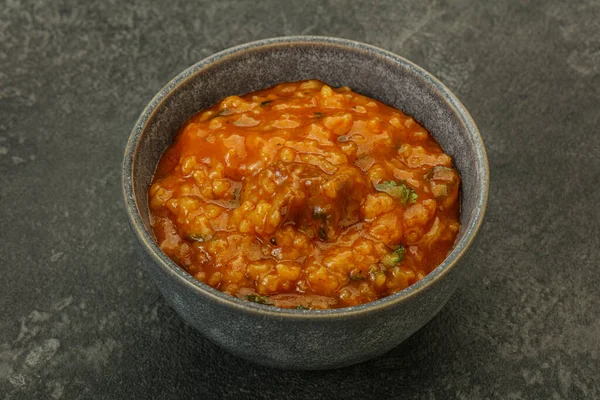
[375, 180, 418, 204]
[313, 112, 325, 118]
[381, 245, 405, 267]
[295, 305, 308, 310]
[409, 191, 418, 204]
[246, 294, 272, 305]
[260, 100, 273, 106]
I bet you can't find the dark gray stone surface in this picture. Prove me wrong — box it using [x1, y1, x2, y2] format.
[0, 0, 598, 398]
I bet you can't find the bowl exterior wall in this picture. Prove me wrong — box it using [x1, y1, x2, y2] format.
[123, 36, 488, 370]
[139, 246, 459, 369]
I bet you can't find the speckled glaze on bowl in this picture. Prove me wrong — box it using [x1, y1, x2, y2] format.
[122, 36, 489, 370]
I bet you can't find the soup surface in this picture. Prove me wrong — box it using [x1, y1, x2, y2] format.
[149, 80, 461, 309]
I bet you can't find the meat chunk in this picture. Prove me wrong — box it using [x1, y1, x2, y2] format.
[239, 162, 370, 240]
[426, 166, 460, 210]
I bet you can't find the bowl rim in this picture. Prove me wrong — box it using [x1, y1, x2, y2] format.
[122, 35, 489, 319]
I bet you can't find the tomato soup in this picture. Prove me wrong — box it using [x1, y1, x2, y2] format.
[148, 80, 461, 309]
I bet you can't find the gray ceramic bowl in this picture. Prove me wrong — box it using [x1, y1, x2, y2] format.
[122, 36, 489, 370]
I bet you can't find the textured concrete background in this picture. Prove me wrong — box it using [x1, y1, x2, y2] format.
[1, 0, 599, 399]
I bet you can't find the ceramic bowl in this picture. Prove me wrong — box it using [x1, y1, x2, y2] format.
[122, 36, 489, 370]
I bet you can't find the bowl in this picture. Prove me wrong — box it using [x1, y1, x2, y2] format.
[122, 36, 489, 370]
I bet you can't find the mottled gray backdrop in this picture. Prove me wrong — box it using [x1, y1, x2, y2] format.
[1, 0, 599, 399]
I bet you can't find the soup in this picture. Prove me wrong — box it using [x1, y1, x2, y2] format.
[148, 80, 460, 309]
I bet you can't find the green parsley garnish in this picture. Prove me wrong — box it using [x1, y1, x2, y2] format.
[246, 294, 272, 305]
[381, 245, 405, 267]
[375, 180, 418, 204]
[295, 305, 308, 310]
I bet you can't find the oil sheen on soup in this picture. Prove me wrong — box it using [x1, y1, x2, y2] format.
[148, 80, 461, 310]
